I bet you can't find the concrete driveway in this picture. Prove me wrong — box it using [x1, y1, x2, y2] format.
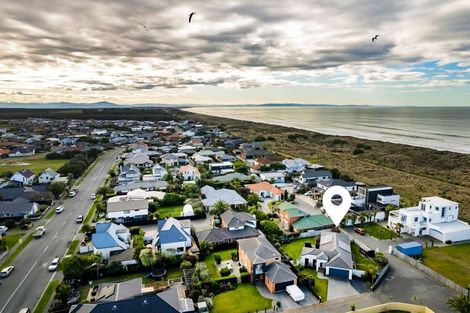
[255, 282, 319, 310]
[327, 277, 360, 301]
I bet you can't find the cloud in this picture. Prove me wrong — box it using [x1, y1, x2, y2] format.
[0, 0, 469, 104]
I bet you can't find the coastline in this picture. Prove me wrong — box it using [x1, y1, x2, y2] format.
[183, 107, 470, 154]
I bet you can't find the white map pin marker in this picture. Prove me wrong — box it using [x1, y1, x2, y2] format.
[323, 186, 352, 227]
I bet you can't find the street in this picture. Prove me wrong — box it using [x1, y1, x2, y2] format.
[0, 149, 120, 313]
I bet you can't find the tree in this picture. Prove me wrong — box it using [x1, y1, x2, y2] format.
[61, 255, 94, 279]
[192, 262, 211, 283]
[96, 186, 113, 198]
[366, 265, 378, 283]
[260, 220, 283, 241]
[209, 200, 229, 217]
[447, 295, 470, 313]
[198, 240, 214, 259]
[358, 213, 367, 225]
[139, 248, 156, 268]
[247, 193, 260, 207]
[49, 182, 66, 199]
[180, 260, 193, 270]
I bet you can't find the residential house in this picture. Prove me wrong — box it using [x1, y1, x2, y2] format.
[201, 185, 247, 210]
[124, 153, 154, 168]
[211, 173, 259, 185]
[0, 197, 39, 217]
[215, 152, 236, 163]
[259, 171, 285, 184]
[38, 168, 60, 184]
[388, 196, 470, 243]
[155, 218, 192, 256]
[118, 164, 141, 184]
[278, 202, 306, 231]
[208, 162, 234, 175]
[150, 164, 167, 181]
[0, 148, 11, 156]
[8, 146, 35, 157]
[296, 169, 332, 187]
[178, 165, 201, 181]
[92, 223, 131, 259]
[240, 149, 274, 160]
[10, 169, 35, 186]
[238, 237, 297, 293]
[106, 197, 149, 222]
[298, 232, 356, 280]
[113, 181, 168, 193]
[221, 210, 257, 229]
[278, 202, 334, 235]
[355, 185, 400, 210]
[191, 155, 213, 165]
[282, 158, 310, 173]
[246, 181, 284, 201]
[316, 179, 357, 194]
[161, 153, 188, 167]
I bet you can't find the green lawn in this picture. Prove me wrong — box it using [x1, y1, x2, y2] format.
[34, 279, 60, 313]
[351, 242, 379, 271]
[204, 248, 237, 278]
[2, 226, 22, 249]
[423, 243, 470, 287]
[158, 205, 183, 219]
[212, 283, 272, 313]
[66, 240, 80, 256]
[0, 153, 67, 175]
[300, 268, 328, 302]
[282, 237, 317, 260]
[362, 223, 399, 240]
[166, 267, 183, 279]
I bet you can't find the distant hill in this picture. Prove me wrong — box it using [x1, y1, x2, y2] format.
[0, 101, 181, 109]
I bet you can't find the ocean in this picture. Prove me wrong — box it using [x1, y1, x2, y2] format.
[184, 106, 470, 154]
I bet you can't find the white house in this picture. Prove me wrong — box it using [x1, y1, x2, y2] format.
[246, 181, 284, 201]
[118, 164, 141, 184]
[11, 169, 35, 186]
[106, 197, 149, 221]
[260, 171, 286, 184]
[155, 218, 192, 255]
[209, 162, 234, 175]
[151, 164, 167, 180]
[201, 185, 248, 210]
[282, 158, 310, 173]
[178, 165, 201, 181]
[38, 168, 60, 184]
[388, 196, 470, 243]
[9, 147, 36, 157]
[92, 223, 131, 259]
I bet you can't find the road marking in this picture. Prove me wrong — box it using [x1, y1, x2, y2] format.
[42, 245, 50, 254]
[0, 261, 38, 313]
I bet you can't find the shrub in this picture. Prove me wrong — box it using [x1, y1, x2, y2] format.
[219, 267, 231, 277]
[231, 252, 238, 261]
[160, 193, 186, 206]
[353, 148, 365, 155]
[194, 208, 205, 217]
[148, 201, 160, 213]
[129, 226, 142, 235]
[183, 254, 198, 265]
[239, 266, 247, 273]
[214, 254, 222, 265]
[180, 260, 193, 270]
[4, 219, 15, 229]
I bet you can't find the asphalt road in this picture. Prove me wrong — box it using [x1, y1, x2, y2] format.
[0, 149, 120, 313]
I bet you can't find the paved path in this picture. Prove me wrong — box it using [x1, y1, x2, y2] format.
[0, 149, 120, 313]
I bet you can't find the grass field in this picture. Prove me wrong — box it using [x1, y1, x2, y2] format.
[300, 268, 328, 301]
[158, 205, 183, 219]
[282, 237, 317, 260]
[34, 279, 60, 313]
[212, 283, 272, 313]
[423, 243, 470, 287]
[0, 153, 67, 175]
[362, 223, 399, 240]
[204, 248, 237, 278]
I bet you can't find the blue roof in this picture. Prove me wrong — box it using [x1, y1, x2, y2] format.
[92, 233, 119, 249]
[95, 223, 111, 233]
[157, 220, 188, 245]
[397, 241, 422, 249]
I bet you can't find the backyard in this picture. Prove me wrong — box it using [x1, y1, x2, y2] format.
[361, 223, 399, 240]
[422, 243, 470, 287]
[0, 153, 67, 175]
[282, 237, 317, 261]
[158, 205, 183, 219]
[351, 243, 379, 272]
[299, 268, 328, 302]
[204, 248, 237, 278]
[212, 283, 272, 313]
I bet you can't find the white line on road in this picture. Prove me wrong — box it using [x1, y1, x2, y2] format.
[0, 261, 38, 313]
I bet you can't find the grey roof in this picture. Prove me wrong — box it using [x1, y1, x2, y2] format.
[301, 232, 354, 270]
[197, 227, 259, 244]
[201, 186, 247, 207]
[107, 199, 148, 213]
[238, 237, 281, 264]
[265, 262, 297, 284]
[41, 168, 59, 178]
[95, 278, 142, 303]
[113, 181, 168, 192]
[317, 179, 356, 188]
[220, 210, 255, 228]
[0, 197, 35, 216]
[0, 185, 47, 201]
[302, 169, 332, 179]
[124, 153, 153, 165]
[15, 169, 35, 179]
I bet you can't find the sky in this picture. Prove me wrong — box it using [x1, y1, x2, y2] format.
[0, 0, 469, 106]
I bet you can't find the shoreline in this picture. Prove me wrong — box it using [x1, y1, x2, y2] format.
[183, 108, 470, 155]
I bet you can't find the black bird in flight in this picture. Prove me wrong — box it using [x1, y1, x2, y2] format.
[372, 34, 380, 42]
[139, 23, 149, 31]
[189, 12, 196, 23]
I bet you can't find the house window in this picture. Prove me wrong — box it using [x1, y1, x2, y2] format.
[441, 208, 445, 218]
[423, 217, 427, 222]
[414, 217, 418, 222]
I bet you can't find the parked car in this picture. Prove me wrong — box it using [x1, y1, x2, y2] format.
[354, 227, 366, 235]
[304, 191, 313, 196]
[48, 257, 60, 271]
[0, 226, 7, 235]
[67, 292, 80, 305]
[19, 308, 30, 313]
[68, 191, 76, 197]
[90, 194, 96, 200]
[55, 206, 64, 213]
[76, 215, 83, 223]
[0, 266, 15, 277]
[33, 226, 46, 238]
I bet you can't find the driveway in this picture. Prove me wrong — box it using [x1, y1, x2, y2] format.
[190, 215, 211, 232]
[327, 277, 360, 301]
[292, 195, 321, 215]
[255, 282, 319, 310]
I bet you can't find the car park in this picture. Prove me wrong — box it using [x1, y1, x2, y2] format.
[0, 266, 15, 277]
[55, 206, 64, 213]
[48, 257, 60, 271]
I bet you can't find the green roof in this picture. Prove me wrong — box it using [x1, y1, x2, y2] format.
[292, 214, 334, 231]
[278, 202, 306, 217]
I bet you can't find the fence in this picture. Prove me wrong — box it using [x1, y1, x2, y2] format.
[393, 248, 468, 295]
[370, 263, 390, 291]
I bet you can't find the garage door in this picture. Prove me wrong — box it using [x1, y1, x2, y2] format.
[274, 280, 295, 292]
[328, 267, 350, 279]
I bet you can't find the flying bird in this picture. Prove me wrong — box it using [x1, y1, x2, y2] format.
[139, 23, 149, 31]
[372, 34, 380, 42]
[189, 12, 196, 23]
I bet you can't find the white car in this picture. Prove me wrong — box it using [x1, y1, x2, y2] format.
[48, 257, 60, 271]
[68, 191, 76, 197]
[55, 206, 64, 213]
[90, 194, 96, 200]
[76, 215, 83, 223]
[304, 191, 313, 196]
[0, 226, 7, 234]
[0, 266, 14, 277]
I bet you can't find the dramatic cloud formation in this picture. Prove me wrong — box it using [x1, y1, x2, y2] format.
[0, 0, 469, 105]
